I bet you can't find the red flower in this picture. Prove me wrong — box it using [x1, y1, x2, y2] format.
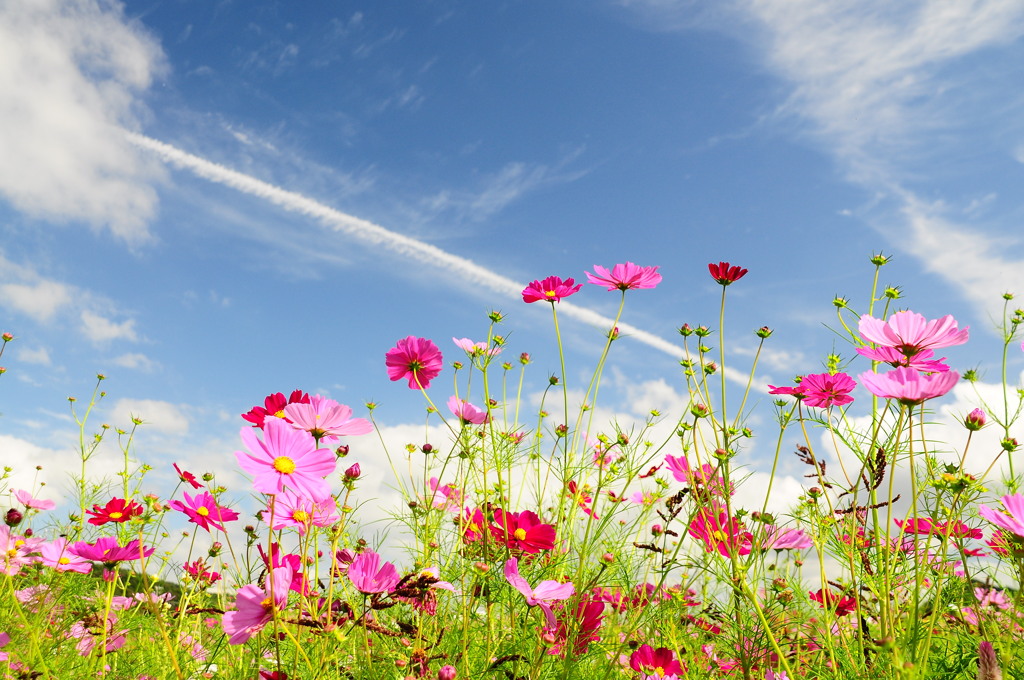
[809, 588, 857, 616]
[708, 261, 748, 285]
[547, 597, 605, 657]
[173, 463, 203, 489]
[85, 498, 143, 526]
[490, 509, 556, 553]
[522, 276, 582, 303]
[242, 390, 310, 429]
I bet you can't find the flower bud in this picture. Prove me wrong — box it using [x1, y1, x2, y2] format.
[690, 403, 710, 419]
[335, 444, 350, 458]
[678, 324, 693, 337]
[756, 326, 773, 338]
[964, 408, 987, 431]
[344, 463, 361, 480]
[519, 352, 531, 365]
[1002, 437, 1019, 453]
[209, 541, 223, 557]
[437, 666, 457, 680]
[651, 524, 663, 536]
[1, 332, 12, 342]
[421, 443, 433, 454]
[4, 508, 23, 527]
[549, 375, 560, 386]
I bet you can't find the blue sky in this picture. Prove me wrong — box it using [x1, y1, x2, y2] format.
[2, 0, 1024, 520]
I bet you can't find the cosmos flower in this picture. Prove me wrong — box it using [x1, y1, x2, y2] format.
[236, 418, 336, 501]
[546, 597, 605, 657]
[173, 463, 203, 489]
[284, 395, 373, 441]
[67, 613, 127, 657]
[85, 497, 143, 526]
[809, 588, 857, 616]
[708, 261, 748, 285]
[858, 366, 959, 405]
[521, 276, 582, 303]
[854, 346, 951, 373]
[447, 395, 490, 425]
[585, 263, 661, 291]
[490, 509, 556, 553]
[242, 390, 311, 428]
[169, 491, 240, 533]
[222, 564, 293, 645]
[453, 337, 502, 356]
[385, 336, 443, 389]
[688, 508, 752, 557]
[37, 538, 92, 574]
[858, 310, 969, 358]
[12, 489, 55, 511]
[68, 537, 154, 564]
[978, 494, 1024, 540]
[348, 549, 401, 594]
[761, 526, 813, 550]
[770, 372, 856, 409]
[260, 489, 340, 535]
[630, 644, 683, 680]
[503, 557, 574, 629]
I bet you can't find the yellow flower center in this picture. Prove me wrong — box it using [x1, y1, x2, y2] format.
[513, 528, 527, 541]
[109, 511, 123, 519]
[274, 410, 286, 418]
[260, 596, 274, 610]
[196, 507, 210, 517]
[292, 510, 309, 523]
[273, 456, 297, 474]
[711, 530, 728, 543]
[58, 557, 70, 565]
[544, 290, 556, 297]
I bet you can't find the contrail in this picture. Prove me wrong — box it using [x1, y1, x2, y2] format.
[127, 132, 686, 358]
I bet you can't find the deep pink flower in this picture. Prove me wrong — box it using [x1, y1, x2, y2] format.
[261, 489, 340, 535]
[566, 480, 599, 519]
[0, 632, 8, 662]
[258, 543, 313, 595]
[459, 507, 487, 544]
[222, 564, 293, 645]
[348, 549, 401, 594]
[809, 588, 857, 616]
[68, 537, 154, 564]
[490, 509, 556, 553]
[797, 372, 856, 408]
[858, 310, 969, 358]
[85, 497, 143, 526]
[447, 395, 490, 425]
[236, 418, 336, 501]
[183, 558, 221, 586]
[858, 366, 959, 405]
[521, 276, 582, 303]
[169, 491, 240, 533]
[708, 261, 748, 285]
[386, 336, 443, 389]
[546, 597, 604, 657]
[664, 455, 730, 498]
[688, 508, 752, 557]
[173, 463, 203, 489]
[855, 346, 951, 373]
[12, 489, 55, 511]
[242, 390, 311, 428]
[38, 538, 92, 573]
[503, 557, 574, 628]
[630, 644, 683, 680]
[979, 495, 1024, 540]
[585, 263, 661, 291]
[895, 517, 982, 539]
[284, 395, 373, 441]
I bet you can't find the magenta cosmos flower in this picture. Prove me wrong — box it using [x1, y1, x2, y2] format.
[169, 491, 240, 533]
[222, 564, 293, 645]
[503, 557, 575, 628]
[490, 509, 556, 553]
[242, 390, 310, 428]
[386, 336, 443, 389]
[284, 395, 373, 440]
[68, 537, 154, 564]
[447, 395, 490, 425]
[630, 644, 683, 680]
[236, 418, 336, 501]
[521, 276, 583, 303]
[586, 263, 661, 291]
[708, 261, 748, 285]
[348, 549, 401, 594]
[858, 366, 959, 405]
[858, 310, 969, 358]
[769, 372, 856, 409]
[978, 495, 1024, 540]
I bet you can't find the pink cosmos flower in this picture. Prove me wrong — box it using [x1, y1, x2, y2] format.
[169, 491, 240, 533]
[688, 508, 752, 557]
[664, 454, 730, 499]
[762, 526, 813, 550]
[630, 644, 683, 680]
[858, 366, 959, 405]
[797, 372, 856, 408]
[503, 557, 575, 628]
[490, 509, 556, 553]
[459, 507, 487, 544]
[708, 261, 748, 286]
[12, 489, 55, 511]
[0, 632, 8, 662]
[85, 497, 143, 526]
[585, 263, 661, 291]
[427, 477, 464, 512]
[447, 395, 490, 425]
[978, 494, 1024, 539]
[858, 310, 969, 357]
[284, 395, 373, 441]
[68, 537, 154, 564]
[348, 549, 401, 594]
[855, 346, 951, 373]
[37, 538, 92, 574]
[67, 613, 127, 656]
[452, 337, 502, 356]
[258, 543, 313, 595]
[546, 597, 604, 657]
[242, 390, 310, 428]
[173, 463, 203, 489]
[566, 480, 599, 519]
[386, 336, 443, 389]
[895, 517, 982, 539]
[236, 418, 336, 501]
[222, 564, 293, 645]
[261, 489, 340, 535]
[521, 276, 582, 303]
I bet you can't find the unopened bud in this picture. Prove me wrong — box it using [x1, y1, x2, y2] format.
[421, 443, 433, 454]
[437, 665, 457, 680]
[964, 408, 987, 431]
[519, 352, 531, 365]
[344, 463, 361, 480]
[1, 332, 12, 342]
[4, 508, 23, 527]
[209, 541, 223, 557]
[335, 444, 350, 458]
[756, 326, 773, 338]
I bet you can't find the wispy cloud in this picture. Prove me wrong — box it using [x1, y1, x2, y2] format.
[80, 310, 139, 345]
[110, 352, 159, 372]
[0, 0, 166, 246]
[0, 279, 72, 323]
[16, 346, 51, 366]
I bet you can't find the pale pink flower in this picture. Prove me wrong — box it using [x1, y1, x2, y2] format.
[12, 489, 55, 511]
[586, 263, 661, 291]
[348, 549, 401, 594]
[762, 526, 813, 550]
[858, 310, 968, 357]
[447, 395, 490, 425]
[37, 538, 91, 574]
[222, 564, 293, 645]
[235, 418, 336, 501]
[0, 632, 8, 662]
[0, 526, 42, 575]
[855, 346, 951, 372]
[284, 395, 373, 441]
[67, 613, 127, 656]
[978, 494, 1024, 539]
[503, 557, 574, 628]
[858, 366, 959, 405]
[261, 489, 340, 535]
[452, 337, 501, 357]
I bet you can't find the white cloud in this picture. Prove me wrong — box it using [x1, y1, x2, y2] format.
[0, 279, 72, 323]
[0, 0, 166, 246]
[110, 352, 158, 372]
[109, 398, 189, 435]
[80, 310, 138, 344]
[16, 346, 51, 366]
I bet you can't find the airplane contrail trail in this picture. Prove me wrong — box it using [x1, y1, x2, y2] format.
[126, 132, 686, 358]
